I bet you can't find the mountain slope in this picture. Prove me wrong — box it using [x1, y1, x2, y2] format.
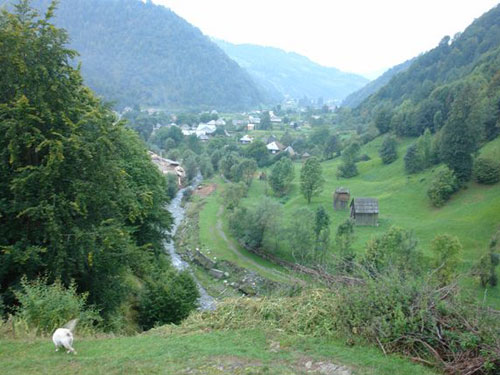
[350, 3, 500, 137]
[24, 0, 267, 110]
[341, 58, 414, 108]
[215, 39, 369, 102]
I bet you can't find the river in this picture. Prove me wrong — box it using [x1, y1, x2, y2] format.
[164, 174, 216, 311]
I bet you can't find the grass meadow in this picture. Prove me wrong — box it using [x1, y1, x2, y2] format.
[198, 136, 500, 307]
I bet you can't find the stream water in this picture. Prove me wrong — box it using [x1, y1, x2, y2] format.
[164, 174, 216, 311]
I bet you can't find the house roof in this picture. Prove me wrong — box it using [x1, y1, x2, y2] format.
[240, 135, 253, 142]
[350, 198, 379, 214]
[266, 141, 284, 151]
[196, 123, 217, 134]
[335, 187, 350, 194]
[284, 146, 295, 156]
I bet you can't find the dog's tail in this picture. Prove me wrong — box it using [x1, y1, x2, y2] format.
[63, 319, 79, 333]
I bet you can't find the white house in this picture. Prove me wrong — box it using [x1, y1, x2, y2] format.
[239, 135, 253, 144]
[266, 141, 284, 154]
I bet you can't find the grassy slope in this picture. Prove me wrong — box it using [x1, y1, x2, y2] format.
[196, 177, 307, 286]
[206, 136, 500, 307]
[0, 329, 438, 375]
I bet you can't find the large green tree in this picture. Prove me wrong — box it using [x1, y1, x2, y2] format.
[268, 157, 294, 196]
[300, 157, 324, 203]
[0, 1, 192, 323]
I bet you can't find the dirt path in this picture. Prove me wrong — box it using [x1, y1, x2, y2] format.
[215, 206, 303, 284]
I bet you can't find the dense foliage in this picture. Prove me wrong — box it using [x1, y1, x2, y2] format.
[346, 4, 500, 171]
[474, 157, 500, 184]
[427, 167, 459, 207]
[20, 0, 267, 110]
[300, 157, 324, 203]
[0, 1, 198, 329]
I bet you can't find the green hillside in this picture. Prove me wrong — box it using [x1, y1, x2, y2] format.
[341, 58, 414, 108]
[195, 136, 500, 308]
[18, 0, 268, 110]
[344, 4, 500, 140]
[215, 40, 369, 102]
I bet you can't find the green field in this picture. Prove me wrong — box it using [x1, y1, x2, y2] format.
[197, 136, 500, 307]
[0, 329, 438, 375]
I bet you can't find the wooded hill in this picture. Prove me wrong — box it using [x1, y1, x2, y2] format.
[341, 58, 414, 108]
[17, 0, 268, 110]
[345, 3, 500, 141]
[215, 39, 369, 103]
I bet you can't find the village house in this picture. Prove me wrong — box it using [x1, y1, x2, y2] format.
[269, 111, 282, 123]
[248, 115, 261, 124]
[239, 134, 253, 144]
[247, 123, 255, 131]
[266, 141, 284, 154]
[284, 145, 296, 157]
[350, 198, 379, 226]
[149, 152, 186, 186]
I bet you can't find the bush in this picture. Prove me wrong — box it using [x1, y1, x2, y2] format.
[332, 272, 500, 374]
[427, 167, 458, 207]
[474, 157, 500, 184]
[13, 277, 101, 334]
[139, 269, 199, 330]
[356, 153, 371, 162]
[336, 162, 358, 178]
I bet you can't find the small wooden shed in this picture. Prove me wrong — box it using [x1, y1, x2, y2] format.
[350, 198, 379, 226]
[333, 187, 350, 210]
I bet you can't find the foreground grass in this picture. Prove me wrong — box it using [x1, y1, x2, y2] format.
[0, 329, 438, 375]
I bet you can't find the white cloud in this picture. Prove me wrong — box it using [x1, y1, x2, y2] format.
[154, 0, 499, 76]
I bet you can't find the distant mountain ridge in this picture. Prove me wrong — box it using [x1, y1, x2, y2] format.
[342, 58, 415, 108]
[214, 39, 369, 102]
[17, 0, 268, 110]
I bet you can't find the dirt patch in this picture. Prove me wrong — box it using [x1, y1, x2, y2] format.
[194, 183, 217, 197]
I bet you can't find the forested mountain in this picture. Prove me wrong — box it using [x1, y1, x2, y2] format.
[214, 39, 369, 103]
[13, 0, 267, 110]
[341, 58, 414, 108]
[348, 4, 500, 140]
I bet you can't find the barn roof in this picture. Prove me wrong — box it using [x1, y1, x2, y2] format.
[335, 187, 350, 194]
[350, 198, 379, 214]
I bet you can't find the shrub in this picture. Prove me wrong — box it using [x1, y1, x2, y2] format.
[474, 157, 500, 184]
[13, 277, 101, 334]
[427, 167, 458, 207]
[332, 272, 499, 374]
[139, 269, 199, 330]
[356, 153, 371, 162]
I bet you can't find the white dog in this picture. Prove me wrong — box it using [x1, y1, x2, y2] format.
[52, 319, 78, 354]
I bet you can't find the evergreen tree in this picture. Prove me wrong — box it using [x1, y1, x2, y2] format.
[439, 84, 479, 183]
[379, 135, 398, 164]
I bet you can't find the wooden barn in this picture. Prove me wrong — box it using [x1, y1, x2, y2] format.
[350, 198, 379, 226]
[333, 187, 350, 210]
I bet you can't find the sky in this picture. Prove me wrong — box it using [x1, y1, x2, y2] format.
[152, 0, 499, 79]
